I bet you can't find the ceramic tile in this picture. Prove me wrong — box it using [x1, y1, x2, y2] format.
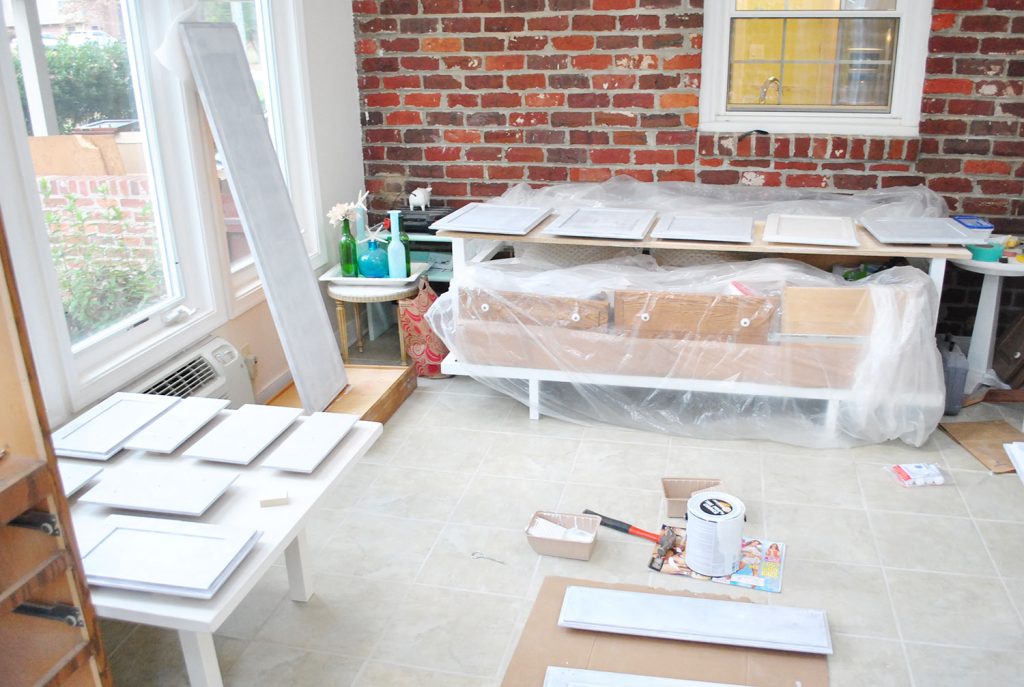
[321, 462, 384, 510]
[581, 425, 672, 446]
[218, 565, 290, 640]
[827, 635, 910, 687]
[644, 567, 770, 602]
[354, 465, 471, 520]
[109, 625, 245, 687]
[845, 437, 946, 466]
[569, 440, 668, 490]
[256, 574, 408, 656]
[771, 559, 897, 638]
[479, 434, 581, 481]
[316, 511, 443, 581]
[410, 393, 520, 430]
[763, 454, 864, 508]
[97, 618, 136, 655]
[445, 376, 506, 397]
[886, 569, 1024, 650]
[905, 643, 1024, 687]
[416, 524, 538, 597]
[664, 447, 764, 503]
[955, 469, 1024, 521]
[857, 462, 968, 516]
[354, 662, 492, 687]
[492, 412, 585, 439]
[556, 484, 663, 541]
[388, 427, 496, 473]
[870, 511, 994, 575]
[763, 502, 879, 565]
[224, 642, 362, 687]
[372, 586, 523, 677]
[451, 475, 564, 529]
[939, 442, 992, 472]
[974, 519, 1024, 578]
[530, 540, 654, 596]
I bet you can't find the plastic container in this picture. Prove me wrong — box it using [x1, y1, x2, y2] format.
[662, 477, 723, 518]
[968, 242, 1003, 262]
[525, 511, 599, 560]
[953, 215, 994, 243]
[937, 335, 967, 415]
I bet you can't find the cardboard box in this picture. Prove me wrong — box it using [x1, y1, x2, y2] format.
[526, 512, 600, 561]
[662, 477, 722, 518]
[502, 577, 828, 687]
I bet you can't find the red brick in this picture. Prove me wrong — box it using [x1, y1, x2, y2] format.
[550, 74, 591, 89]
[506, 0, 544, 9]
[421, 38, 462, 52]
[388, 145, 423, 160]
[424, 147, 462, 161]
[573, 55, 614, 70]
[423, 0, 459, 10]
[929, 36, 980, 54]
[920, 119, 969, 135]
[962, 14, 1009, 32]
[948, 99, 995, 116]
[869, 163, 911, 172]
[593, 75, 637, 90]
[528, 166, 569, 181]
[423, 74, 462, 89]
[917, 158, 962, 174]
[366, 93, 401, 108]
[527, 55, 569, 70]
[833, 174, 879, 190]
[613, 131, 648, 145]
[382, 75, 420, 89]
[444, 129, 482, 144]
[508, 74, 547, 90]
[480, 92, 521, 108]
[528, 16, 569, 31]
[613, 93, 655, 108]
[595, 112, 638, 127]
[963, 198, 1010, 214]
[510, 112, 549, 127]
[981, 37, 1024, 54]
[506, 147, 545, 162]
[567, 92, 611, 108]
[430, 182, 469, 196]
[508, 36, 549, 51]
[571, 168, 613, 182]
[619, 14, 661, 31]
[552, 35, 595, 51]
[483, 129, 522, 143]
[786, 174, 828, 188]
[618, 169, 655, 182]
[965, 160, 1012, 175]
[401, 57, 440, 71]
[957, 58, 1006, 76]
[660, 93, 699, 109]
[635, 150, 675, 165]
[353, 0, 378, 12]
[547, 148, 589, 164]
[928, 177, 974, 193]
[464, 37, 505, 51]
[466, 75, 504, 89]
[701, 157, 723, 168]
[643, 33, 685, 50]
[363, 57, 400, 72]
[363, 146, 385, 161]
[447, 93, 479, 107]
[405, 92, 442, 107]
[658, 169, 696, 182]
[595, 0, 635, 8]
[573, 15, 616, 31]
[442, 17, 481, 32]
[552, 112, 593, 127]
[380, 0, 418, 13]
[945, 139, 991, 155]
[525, 93, 565, 108]
[931, 13, 956, 31]
[365, 129, 401, 143]
[676, 149, 696, 165]
[442, 56, 481, 70]
[980, 180, 1024, 195]
[526, 130, 566, 145]
[386, 111, 423, 126]
[485, 55, 525, 70]
[484, 16, 525, 32]
[571, 130, 609, 145]
[470, 183, 511, 197]
[663, 53, 701, 71]
[699, 170, 741, 185]
[933, 0, 981, 8]
[463, 0, 501, 10]
[356, 39, 376, 55]
[466, 147, 502, 161]
[487, 165, 525, 180]
[445, 165, 485, 179]
[591, 149, 630, 164]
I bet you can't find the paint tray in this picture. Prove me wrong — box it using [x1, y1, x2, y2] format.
[526, 511, 600, 561]
[662, 477, 723, 518]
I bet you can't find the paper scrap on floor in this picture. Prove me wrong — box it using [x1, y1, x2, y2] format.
[648, 526, 786, 593]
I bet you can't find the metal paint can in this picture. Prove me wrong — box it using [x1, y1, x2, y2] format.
[685, 491, 745, 578]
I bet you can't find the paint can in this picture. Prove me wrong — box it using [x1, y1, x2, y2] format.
[685, 491, 745, 578]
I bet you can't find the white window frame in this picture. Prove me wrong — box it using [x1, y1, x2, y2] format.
[699, 0, 933, 137]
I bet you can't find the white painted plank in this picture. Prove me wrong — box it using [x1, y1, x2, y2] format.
[183, 404, 301, 465]
[558, 586, 832, 655]
[544, 667, 748, 687]
[125, 397, 230, 454]
[763, 214, 859, 248]
[57, 461, 103, 497]
[77, 464, 237, 517]
[52, 393, 181, 459]
[260, 412, 359, 473]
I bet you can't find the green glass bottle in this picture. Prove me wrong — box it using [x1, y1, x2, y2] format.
[399, 225, 412, 275]
[339, 218, 357, 277]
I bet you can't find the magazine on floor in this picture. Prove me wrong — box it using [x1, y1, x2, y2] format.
[648, 525, 786, 593]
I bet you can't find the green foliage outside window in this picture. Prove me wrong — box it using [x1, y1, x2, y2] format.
[41, 178, 165, 343]
[14, 40, 136, 133]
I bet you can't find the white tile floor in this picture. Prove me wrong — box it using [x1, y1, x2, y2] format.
[103, 376, 1024, 686]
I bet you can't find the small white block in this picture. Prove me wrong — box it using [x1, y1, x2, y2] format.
[259, 490, 289, 508]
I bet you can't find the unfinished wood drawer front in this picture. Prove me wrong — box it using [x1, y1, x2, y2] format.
[459, 288, 609, 330]
[781, 287, 873, 337]
[614, 291, 775, 343]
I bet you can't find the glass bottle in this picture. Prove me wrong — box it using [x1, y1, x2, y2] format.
[358, 238, 390, 278]
[338, 218, 357, 277]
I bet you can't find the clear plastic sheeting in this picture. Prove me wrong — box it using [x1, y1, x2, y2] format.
[426, 256, 946, 448]
[496, 176, 949, 221]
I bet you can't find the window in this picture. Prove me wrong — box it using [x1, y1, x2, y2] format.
[699, 1, 930, 136]
[1, 0, 326, 419]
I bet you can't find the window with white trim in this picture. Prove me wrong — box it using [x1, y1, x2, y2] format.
[699, 0, 932, 136]
[0, 0, 325, 418]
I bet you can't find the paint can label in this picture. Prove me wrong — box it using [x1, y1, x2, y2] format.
[699, 498, 734, 517]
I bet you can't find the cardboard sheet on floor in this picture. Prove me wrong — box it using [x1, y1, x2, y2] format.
[502, 577, 828, 687]
[940, 420, 1020, 473]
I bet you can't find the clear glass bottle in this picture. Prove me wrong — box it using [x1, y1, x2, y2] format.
[338, 219, 357, 277]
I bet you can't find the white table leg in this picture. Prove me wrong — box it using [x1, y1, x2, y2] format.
[179, 630, 223, 687]
[928, 258, 947, 327]
[284, 528, 314, 602]
[965, 273, 1003, 392]
[528, 378, 540, 420]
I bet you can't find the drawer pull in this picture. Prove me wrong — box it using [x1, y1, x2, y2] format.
[481, 303, 490, 312]
[571, 312, 581, 322]
[639, 313, 651, 322]
[740, 318, 751, 328]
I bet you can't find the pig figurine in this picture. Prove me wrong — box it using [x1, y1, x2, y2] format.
[409, 186, 432, 211]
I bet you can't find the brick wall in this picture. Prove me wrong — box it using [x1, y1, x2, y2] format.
[353, 0, 1024, 335]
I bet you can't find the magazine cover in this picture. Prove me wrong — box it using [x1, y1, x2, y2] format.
[647, 525, 786, 593]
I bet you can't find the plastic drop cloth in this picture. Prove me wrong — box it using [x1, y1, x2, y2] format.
[426, 256, 946, 448]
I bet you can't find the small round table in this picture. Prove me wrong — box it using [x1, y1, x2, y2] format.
[951, 258, 1024, 392]
[327, 281, 421, 365]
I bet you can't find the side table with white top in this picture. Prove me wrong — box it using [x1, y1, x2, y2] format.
[328, 281, 421, 365]
[950, 258, 1024, 393]
[67, 412, 383, 687]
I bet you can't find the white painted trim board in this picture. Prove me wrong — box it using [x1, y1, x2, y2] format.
[260, 412, 359, 473]
[183, 404, 301, 465]
[543, 667, 747, 687]
[124, 397, 230, 454]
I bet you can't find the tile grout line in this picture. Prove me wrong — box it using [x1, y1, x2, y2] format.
[856, 462, 917, 687]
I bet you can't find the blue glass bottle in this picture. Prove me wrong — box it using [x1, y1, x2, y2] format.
[358, 239, 390, 278]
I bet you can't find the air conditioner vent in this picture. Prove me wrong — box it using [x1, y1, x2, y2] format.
[141, 356, 217, 398]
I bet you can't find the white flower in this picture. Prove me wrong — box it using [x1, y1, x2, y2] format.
[327, 202, 359, 226]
